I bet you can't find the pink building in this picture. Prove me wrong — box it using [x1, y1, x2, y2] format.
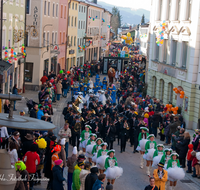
[58, 0, 68, 70]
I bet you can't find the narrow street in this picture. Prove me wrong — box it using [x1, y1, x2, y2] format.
[15, 75, 200, 190]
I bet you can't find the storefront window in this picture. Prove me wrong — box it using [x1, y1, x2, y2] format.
[51, 56, 57, 73]
[44, 59, 49, 75]
[25, 62, 33, 82]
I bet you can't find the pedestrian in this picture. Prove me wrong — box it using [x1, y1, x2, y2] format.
[30, 104, 38, 118]
[186, 144, 194, 173]
[58, 139, 67, 167]
[40, 75, 48, 84]
[115, 69, 120, 82]
[80, 125, 92, 153]
[62, 77, 69, 98]
[92, 174, 106, 190]
[106, 182, 113, 190]
[52, 159, 67, 190]
[4, 99, 10, 113]
[12, 84, 18, 111]
[67, 147, 78, 190]
[80, 162, 91, 190]
[8, 141, 18, 166]
[85, 166, 99, 190]
[56, 80, 62, 101]
[144, 177, 159, 190]
[153, 162, 168, 190]
[58, 123, 72, 159]
[120, 117, 129, 153]
[37, 105, 44, 120]
[72, 161, 85, 190]
[97, 142, 108, 174]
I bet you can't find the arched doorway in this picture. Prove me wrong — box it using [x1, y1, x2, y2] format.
[176, 86, 184, 107]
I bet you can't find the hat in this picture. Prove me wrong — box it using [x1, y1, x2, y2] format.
[75, 115, 80, 119]
[78, 161, 85, 167]
[78, 154, 86, 160]
[140, 127, 149, 132]
[107, 149, 115, 156]
[106, 182, 113, 190]
[96, 138, 103, 143]
[83, 103, 87, 106]
[123, 117, 128, 121]
[55, 159, 63, 166]
[24, 133, 33, 140]
[89, 133, 97, 138]
[45, 105, 49, 109]
[39, 105, 43, 109]
[157, 162, 164, 168]
[13, 131, 20, 136]
[85, 125, 92, 129]
[73, 146, 77, 155]
[60, 138, 66, 145]
[157, 144, 164, 148]
[44, 113, 50, 117]
[20, 110, 25, 115]
[147, 134, 155, 139]
[100, 142, 108, 147]
[164, 148, 172, 153]
[171, 152, 179, 158]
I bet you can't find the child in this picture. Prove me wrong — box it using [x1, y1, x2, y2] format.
[186, 144, 194, 173]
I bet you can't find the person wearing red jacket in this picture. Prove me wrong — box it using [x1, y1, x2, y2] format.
[40, 75, 48, 84]
[23, 143, 40, 190]
[186, 144, 194, 173]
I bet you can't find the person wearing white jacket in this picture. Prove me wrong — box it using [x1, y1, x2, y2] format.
[79, 162, 91, 190]
[8, 141, 18, 166]
[115, 70, 120, 82]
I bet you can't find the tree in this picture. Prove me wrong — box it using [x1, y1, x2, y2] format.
[111, 7, 122, 36]
[141, 14, 145, 24]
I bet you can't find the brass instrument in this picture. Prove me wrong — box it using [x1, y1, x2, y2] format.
[114, 118, 123, 125]
[74, 122, 81, 133]
[72, 103, 82, 114]
[124, 122, 130, 130]
[74, 96, 83, 107]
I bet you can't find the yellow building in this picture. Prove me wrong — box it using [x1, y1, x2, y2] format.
[66, 0, 79, 70]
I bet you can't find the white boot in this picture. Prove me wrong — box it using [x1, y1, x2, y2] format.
[149, 165, 151, 175]
[140, 155, 144, 169]
[165, 181, 168, 190]
[146, 166, 150, 176]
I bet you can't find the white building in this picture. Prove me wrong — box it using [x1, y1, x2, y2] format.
[139, 23, 150, 56]
[148, 0, 200, 129]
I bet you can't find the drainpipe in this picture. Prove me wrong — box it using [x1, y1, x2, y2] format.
[65, 0, 71, 71]
[0, 0, 3, 60]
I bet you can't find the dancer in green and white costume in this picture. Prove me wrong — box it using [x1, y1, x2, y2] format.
[92, 138, 103, 164]
[160, 148, 172, 169]
[143, 134, 157, 176]
[96, 142, 108, 174]
[80, 125, 92, 153]
[86, 133, 97, 163]
[136, 127, 149, 169]
[152, 144, 165, 167]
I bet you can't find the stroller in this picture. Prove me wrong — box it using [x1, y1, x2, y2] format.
[25, 98, 37, 113]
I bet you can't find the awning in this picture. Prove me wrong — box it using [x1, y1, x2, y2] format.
[0, 60, 12, 75]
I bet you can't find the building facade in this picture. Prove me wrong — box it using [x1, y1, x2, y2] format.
[76, 0, 87, 66]
[147, 0, 200, 129]
[25, 0, 60, 90]
[139, 24, 150, 56]
[1, 0, 25, 94]
[66, 0, 78, 70]
[58, 0, 69, 70]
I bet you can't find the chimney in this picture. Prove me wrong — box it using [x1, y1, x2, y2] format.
[93, 0, 97, 4]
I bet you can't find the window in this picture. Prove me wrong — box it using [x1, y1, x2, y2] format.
[47, 32, 49, 46]
[78, 38, 79, 46]
[68, 16, 70, 26]
[56, 4, 58, 17]
[26, 0, 30, 14]
[25, 62, 33, 82]
[2, 29, 6, 47]
[79, 5, 81, 12]
[84, 7, 86, 13]
[61, 5, 63, 18]
[21, 0, 24, 5]
[67, 36, 69, 45]
[55, 32, 57, 44]
[71, 36, 73, 46]
[9, 29, 12, 47]
[75, 3, 77, 10]
[187, 0, 192, 20]
[168, 83, 173, 103]
[60, 32, 62, 43]
[167, 0, 171, 20]
[72, 2, 74, 9]
[83, 21, 85, 29]
[75, 17, 77, 27]
[64, 6, 66, 18]
[81, 21, 82, 29]
[43, 32, 46, 46]
[82, 6, 83, 12]
[171, 40, 177, 65]
[155, 37, 159, 60]
[176, 0, 181, 20]
[69, 3, 70, 9]
[182, 42, 188, 68]
[48, 2, 50, 16]
[163, 39, 168, 63]
[71, 17, 73, 26]
[16, 0, 19, 4]
[53, 4, 55, 17]
[159, 0, 163, 20]
[160, 79, 164, 101]
[74, 36, 76, 46]
[63, 32, 65, 43]
[152, 76, 157, 97]
[52, 32, 54, 44]
[44, 1, 46, 15]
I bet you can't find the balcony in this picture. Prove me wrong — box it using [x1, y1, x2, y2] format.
[151, 59, 187, 80]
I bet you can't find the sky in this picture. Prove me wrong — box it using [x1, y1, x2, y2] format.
[98, 0, 151, 11]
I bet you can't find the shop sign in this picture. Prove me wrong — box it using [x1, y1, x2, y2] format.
[157, 64, 176, 77]
[51, 45, 60, 54]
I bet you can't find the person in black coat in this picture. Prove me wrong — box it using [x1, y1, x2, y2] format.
[152, 112, 162, 137]
[85, 166, 99, 190]
[29, 104, 38, 118]
[120, 117, 129, 153]
[192, 130, 200, 150]
[144, 177, 159, 190]
[22, 134, 34, 156]
[133, 115, 140, 153]
[106, 122, 116, 150]
[177, 132, 191, 168]
[52, 160, 66, 190]
[174, 128, 185, 154]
